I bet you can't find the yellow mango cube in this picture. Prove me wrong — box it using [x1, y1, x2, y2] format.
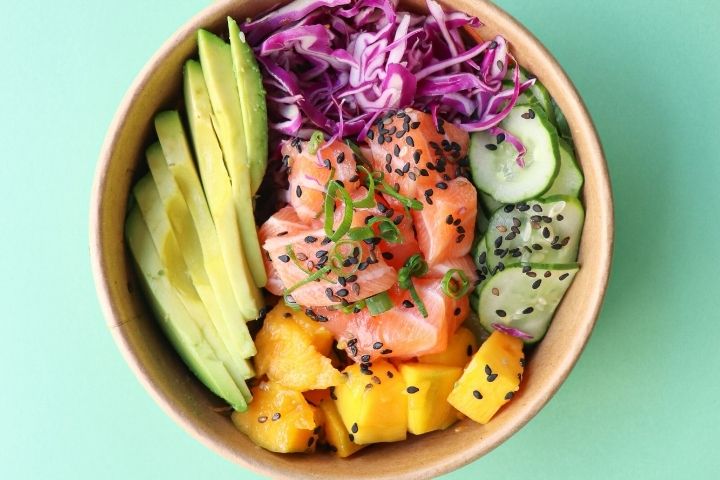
[334, 360, 407, 445]
[399, 363, 463, 435]
[447, 331, 524, 424]
[232, 382, 320, 453]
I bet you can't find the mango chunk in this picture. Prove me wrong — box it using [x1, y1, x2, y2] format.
[399, 363, 463, 435]
[254, 304, 343, 391]
[447, 331, 524, 424]
[273, 303, 334, 356]
[232, 382, 320, 453]
[334, 360, 407, 445]
[304, 389, 365, 458]
[418, 327, 478, 368]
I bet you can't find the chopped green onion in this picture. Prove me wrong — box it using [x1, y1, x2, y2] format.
[283, 294, 301, 311]
[441, 269, 471, 298]
[324, 180, 354, 242]
[374, 174, 424, 211]
[352, 165, 376, 208]
[308, 130, 325, 155]
[284, 265, 333, 295]
[397, 254, 429, 317]
[286, 245, 311, 275]
[348, 216, 402, 244]
[345, 139, 369, 166]
[366, 291, 393, 316]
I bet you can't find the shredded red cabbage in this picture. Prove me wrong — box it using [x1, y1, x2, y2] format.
[491, 323, 534, 340]
[243, 0, 531, 140]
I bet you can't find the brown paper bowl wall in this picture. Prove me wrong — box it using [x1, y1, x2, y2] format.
[90, 0, 613, 478]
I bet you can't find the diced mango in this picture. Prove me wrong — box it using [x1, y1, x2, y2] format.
[418, 327, 478, 368]
[447, 331, 524, 424]
[399, 363, 463, 435]
[271, 303, 334, 356]
[334, 360, 407, 445]
[255, 304, 343, 391]
[232, 382, 320, 453]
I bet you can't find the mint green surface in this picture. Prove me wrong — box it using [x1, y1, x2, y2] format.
[1, 0, 718, 478]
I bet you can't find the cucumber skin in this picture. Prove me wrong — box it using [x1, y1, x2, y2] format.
[476, 263, 579, 344]
[469, 103, 561, 203]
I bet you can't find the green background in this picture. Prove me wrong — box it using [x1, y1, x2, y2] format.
[2, 0, 718, 478]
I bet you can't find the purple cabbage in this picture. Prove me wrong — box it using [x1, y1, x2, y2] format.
[243, 0, 529, 140]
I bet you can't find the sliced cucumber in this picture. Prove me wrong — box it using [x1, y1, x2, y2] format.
[469, 104, 560, 203]
[475, 202, 489, 236]
[485, 195, 584, 271]
[479, 190, 505, 217]
[542, 138, 584, 198]
[477, 263, 579, 344]
[551, 98, 572, 142]
[504, 69, 554, 124]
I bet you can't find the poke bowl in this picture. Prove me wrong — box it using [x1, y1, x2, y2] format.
[90, 0, 613, 478]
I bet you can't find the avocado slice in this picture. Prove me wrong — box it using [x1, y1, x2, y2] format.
[133, 174, 255, 387]
[227, 17, 268, 195]
[125, 206, 249, 410]
[146, 140, 256, 359]
[197, 29, 267, 288]
[182, 60, 266, 324]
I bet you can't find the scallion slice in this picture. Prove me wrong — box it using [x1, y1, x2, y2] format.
[366, 291, 393, 316]
[308, 130, 325, 155]
[441, 269, 471, 298]
[324, 180, 354, 242]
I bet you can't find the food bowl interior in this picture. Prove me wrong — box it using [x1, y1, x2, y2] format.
[90, 0, 613, 478]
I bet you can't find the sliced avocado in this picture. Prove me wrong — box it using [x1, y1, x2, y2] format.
[125, 206, 249, 410]
[133, 174, 254, 388]
[197, 29, 267, 288]
[146, 140, 256, 359]
[183, 60, 265, 324]
[227, 17, 268, 195]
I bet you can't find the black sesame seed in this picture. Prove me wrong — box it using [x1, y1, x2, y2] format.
[532, 204, 542, 212]
[496, 309, 507, 317]
[473, 390, 483, 399]
[316, 250, 328, 258]
[394, 168, 404, 176]
[517, 204, 530, 212]
[322, 237, 331, 245]
[532, 244, 543, 251]
[446, 215, 454, 224]
[426, 197, 433, 205]
[424, 189, 434, 197]
[496, 133, 506, 144]
[454, 307, 462, 316]
[337, 152, 345, 164]
[557, 214, 565, 221]
[361, 354, 371, 362]
[436, 182, 448, 190]
[408, 172, 417, 180]
[272, 412, 281, 421]
[402, 300, 414, 308]
[542, 216, 553, 223]
[393, 214, 404, 225]
[393, 144, 401, 156]
[494, 236, 503, 248]
[532, 279, 542, 289]
[505, 391, 515, 400]
[453, 218, 461, 226]
[304, 236, 317, 244]
[336, 288, 349, 297]
[386, 370, 394, 378]
[385, 164, 392, 173]
[542, 227, 550, 239]
[406, 136, 415, 147]
[523, 307, 534, 314]
[456, 234, 465, 243]
[295, 185, 303, 198]
[559, 273, 570, 280]
[420, 169, 429, 176]
[373, 342, 383, 350]
[411, 121, 421, 129]
[351, 423, 359, 433]
[402, 162, 410, 173]
[406, 386, 419, 394]
[381, 252, 394, 260]
[504, 204, 515, 213]
[349, 433, 355, 442]
[485, 144, 498, 151]
[367, 130, 375, 140]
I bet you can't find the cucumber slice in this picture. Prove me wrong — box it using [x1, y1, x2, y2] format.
[477, 263, 579, 344]
[542, 138, 584, 198]
[551, 98, 572, 142]
[469, 104, 560, 203]
[479, 190, 505, 217]
[475, 201, 489, 236]
[126, 207, 250, 410]
[133, 175, 255, 386]
[504, 69, 554, 124]
[485, 196, 584, 271]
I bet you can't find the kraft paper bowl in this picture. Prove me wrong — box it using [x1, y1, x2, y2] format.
[90, 0, 613, 478]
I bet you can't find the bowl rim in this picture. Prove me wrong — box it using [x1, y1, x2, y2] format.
[90, 0, 614, 477]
